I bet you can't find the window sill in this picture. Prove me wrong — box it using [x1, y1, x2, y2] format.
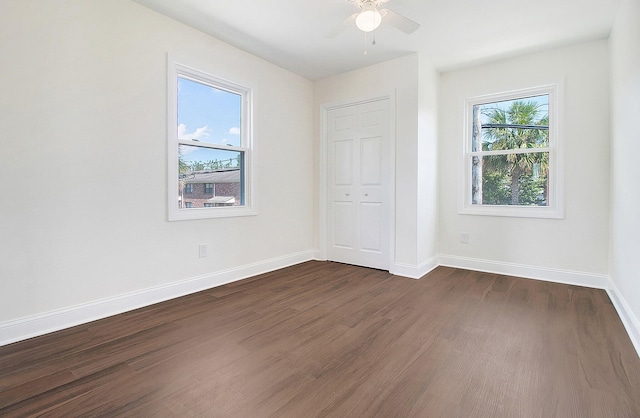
[168, 207, 257, 221]
[459, 205, 564, 219]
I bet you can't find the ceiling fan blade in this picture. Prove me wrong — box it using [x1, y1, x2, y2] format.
[324, 13, 358, 38]
[380, 9, 420, 34]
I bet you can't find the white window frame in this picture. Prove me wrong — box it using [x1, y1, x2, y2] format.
[167, 60, 255, 221]
[459, 84, 564, 219]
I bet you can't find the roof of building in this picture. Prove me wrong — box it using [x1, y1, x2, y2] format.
[183, 169, 240, 184]
[208, 196, 235, 204]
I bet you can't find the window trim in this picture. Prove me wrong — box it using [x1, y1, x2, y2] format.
[167, 59, 255, 221]
[459, 83, 564, 219]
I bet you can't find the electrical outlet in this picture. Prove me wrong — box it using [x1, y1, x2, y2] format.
[198, 244, 207, 258]
[461, 233, 470, 244]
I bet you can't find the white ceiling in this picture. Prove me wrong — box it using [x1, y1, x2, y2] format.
[132, 0, 620, 80]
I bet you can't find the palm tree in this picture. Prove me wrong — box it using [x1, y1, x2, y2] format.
[481, 100, 549, 205]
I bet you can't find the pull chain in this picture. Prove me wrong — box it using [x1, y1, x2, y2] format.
[364, 32, 368, 55]
[363, 30, 377, 55]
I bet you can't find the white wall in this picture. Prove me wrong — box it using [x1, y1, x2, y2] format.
[609, 0, 640, 347]
[313, 54, 439, 275]
[0, 0, 315, 332]
[438, 40, 611, 282]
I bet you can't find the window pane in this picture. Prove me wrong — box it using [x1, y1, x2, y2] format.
[471, 153, 549, 206]
[177, 76, 241, 147]
[178, 144, 243, 209]
[472, 94, 549, 151]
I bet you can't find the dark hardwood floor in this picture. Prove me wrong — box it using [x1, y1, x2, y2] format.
[1, 261, 639, 417]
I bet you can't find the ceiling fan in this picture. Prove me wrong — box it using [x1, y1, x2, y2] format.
[326, 0, 420, 38]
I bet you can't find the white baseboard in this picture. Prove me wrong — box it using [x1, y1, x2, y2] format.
[438, 254, 609, 289]
[391, 256, 439, 279]
[606, 278, 640, 358]
[0, 250, 317, 347]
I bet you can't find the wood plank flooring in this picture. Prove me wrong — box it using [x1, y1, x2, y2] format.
[1, 261, 639, 417]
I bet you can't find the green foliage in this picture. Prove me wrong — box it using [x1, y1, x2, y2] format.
[178, 156, 241, 175]
[481, 168, 547, 206]
[179, 156, 189, 174]
[482, 170, 510, 205]
[518, 173, 547, 206]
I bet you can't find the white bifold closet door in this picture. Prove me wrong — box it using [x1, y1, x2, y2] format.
[326, 98, 391, 270]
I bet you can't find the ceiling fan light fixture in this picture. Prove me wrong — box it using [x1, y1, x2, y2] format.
[355, 8, 382, 32]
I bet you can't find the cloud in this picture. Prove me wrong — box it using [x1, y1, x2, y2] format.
[228, 127, 240, 135]
[178, 123, 210, 141]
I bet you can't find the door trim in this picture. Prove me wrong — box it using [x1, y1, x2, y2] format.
[319, 93, 396, 270]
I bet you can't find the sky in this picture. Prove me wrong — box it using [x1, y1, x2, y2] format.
[177, 76, 242, 167]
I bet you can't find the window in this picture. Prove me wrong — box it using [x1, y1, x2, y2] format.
[460, 84, 563, 218]
[168, 59, 254, 221]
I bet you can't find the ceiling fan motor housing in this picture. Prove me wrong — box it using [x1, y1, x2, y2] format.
[351, 0, 387, 8]
[355, 0, 382, 32]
